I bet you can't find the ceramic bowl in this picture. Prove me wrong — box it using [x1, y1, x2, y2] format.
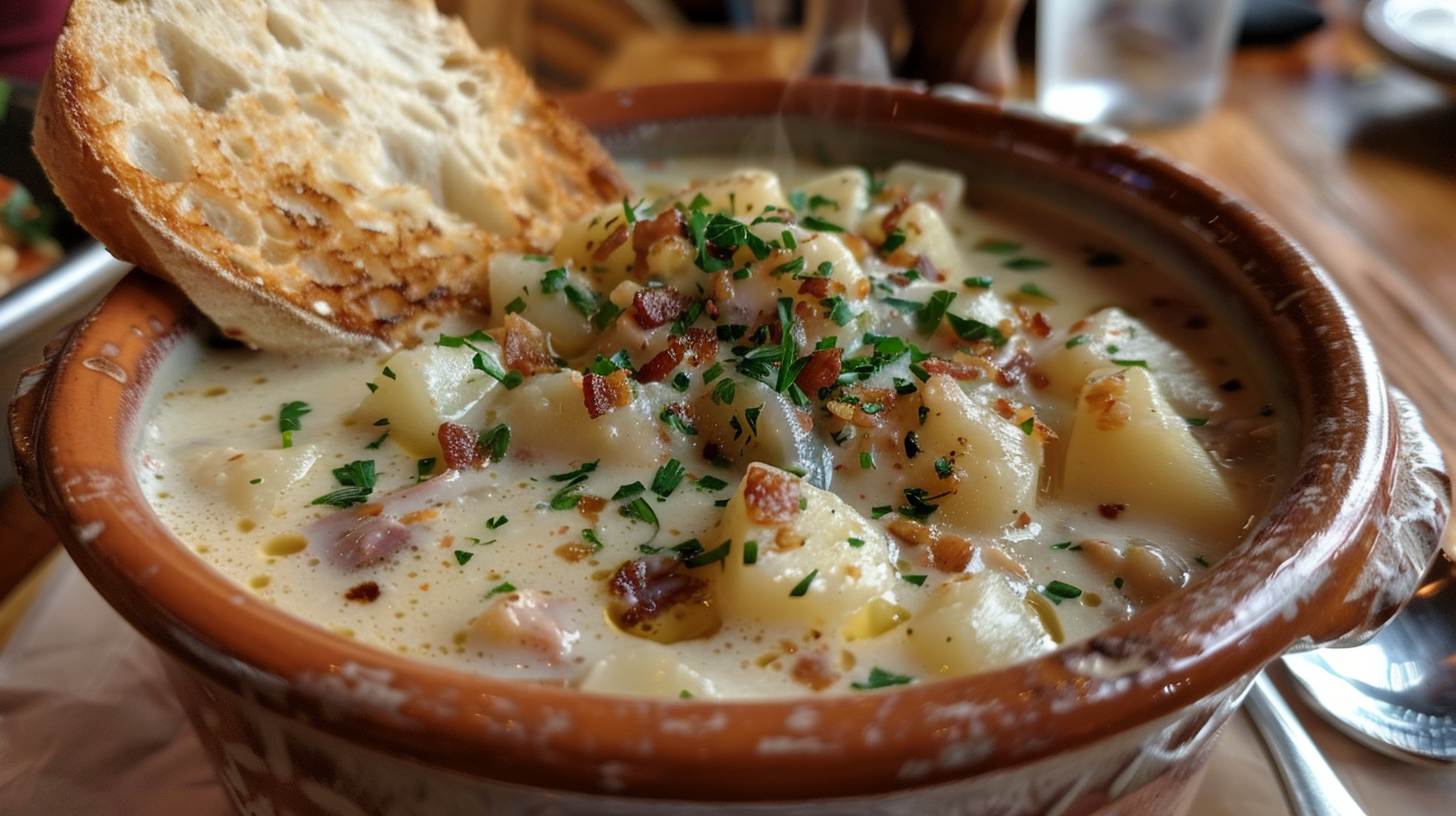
[10, 81, 1450, 816]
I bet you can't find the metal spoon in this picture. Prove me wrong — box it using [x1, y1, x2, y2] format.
[1280, 552, 1456, 765]
[1246, 671, 1370, 816]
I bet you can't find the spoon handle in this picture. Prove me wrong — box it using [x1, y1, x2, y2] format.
[1245, 671, 1370, 816]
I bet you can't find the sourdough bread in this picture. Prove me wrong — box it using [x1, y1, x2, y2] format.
[34, 0, 628, 353]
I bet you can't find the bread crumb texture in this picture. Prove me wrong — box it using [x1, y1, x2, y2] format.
[39, 0, 627, 352]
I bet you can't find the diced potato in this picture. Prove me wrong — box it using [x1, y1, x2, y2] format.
[892, 202, 961, 274]
[910, 375, 1042, 532]
[493, 372, 674, 469]
[711, 464, 901, 629]
[1039, 308, 1223, 414]
[905, 572, 1054, 677]
[668, 169, 789, 217]
[883, 161, 966, 208]
[579, 641, 720, 699]
[792, 167, 870, 230]
[843, 597, 911, 641]
[1061, 365, 1245, 541]
[552, 199, 649, 284]
[487, 253, 596, 356]
[693, 382, 834, 488]
[352, 344, 497, 459]
[185, 444, 320, 517]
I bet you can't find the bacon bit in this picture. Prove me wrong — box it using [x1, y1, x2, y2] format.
[607, 555, 711, 629]
[1016, 512, 1032, 528]
[632, 208, 686, 273]
[887, 517, 933, 547]
[794, 348, 842, 393]
[438, 421, 488, 470]
[1032, 418, 1059, 443]
[913, 252, 943, 282]
[993, 398, 1017, 420]
[796, 277, 838, 299]
[743, 465, 801, 525]
[400, 509, 438, 525]
[996, 349, 1035, 387]
[636, 328, 717, 383]
[790, 650, 838, 691]
[920, 356, 983, 381]
[1083, 372, 1132, 431]
[880, 195, 911, 235]
[345, 582, 380, 602]
[502, 314, 558, 376]
[593, 224, 629, 262]
[632, 286, 689, 329]
[583, 368, 634, 418]
[1028, 311, 1053, 339]
[929, 532, 975, 573]
[1029, 371, 1050, 389]
[841, 232, 871, 261]
[577, 495, 607, 523]
[1099, 503, 1127, 520]
[555, 542, 596, 563]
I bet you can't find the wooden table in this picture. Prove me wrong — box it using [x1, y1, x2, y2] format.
[2, 6, 1453, 631]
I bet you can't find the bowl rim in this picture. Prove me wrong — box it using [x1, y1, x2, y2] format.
[19, 79, 1425, 801]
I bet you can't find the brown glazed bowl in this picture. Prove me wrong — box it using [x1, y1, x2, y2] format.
[10, 81, 1451, 815]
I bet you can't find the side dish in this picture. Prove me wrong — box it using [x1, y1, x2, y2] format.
[138, 160, 1282, 698]
[0, 175, 61, 296]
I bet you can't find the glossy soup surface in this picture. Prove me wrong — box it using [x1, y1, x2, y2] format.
[138, 159, 1283, 698]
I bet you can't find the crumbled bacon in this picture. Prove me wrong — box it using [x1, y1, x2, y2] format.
[1083, 372, 1132, 431]
[920, 356, 984, 381]
[438, 422, 488, 470]
[583, 369, 634, 418]
[794, 348, 842, 394]
[345, 582, 380, 602]
[607, 555, 710, 628]
[632, 286, 690, 329]
[880, 195, 911, 235]
[996, 349, 1036, 387]
[502, 314, 558, 376]
[887, 518, 974, 573]
[632, 209, 686, 273]
[796, 277, 836, 299]
[636, 327, 717, 383]
[1027, 311, 1053, 339]
[593, 224, 629, 262]
[577, 495, 607, 523]
[1099, 503, 1127, 520]
[790, 650, 838, 691]
[743, 465, 801, 524]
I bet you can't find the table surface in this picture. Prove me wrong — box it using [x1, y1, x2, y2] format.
[3, 5, 1456, 814]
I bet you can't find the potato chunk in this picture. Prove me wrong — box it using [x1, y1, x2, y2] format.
[552, 199, 648, 284]
[906, 572, 1054, 677]
[711, 464, 901, 630]
[185, 445, 320, 517]
[792, 167, 870, 230]
[668, 169, 789, 217]
[1061, 365, 1245, 542]
[1039, 308, 1222, 414]
[487, 253, 595, 355]
[352, 344, 497, 460]
[579, 642, 720, 699]
[910, 375, 1042, 532]
[494, 372, 671, 469]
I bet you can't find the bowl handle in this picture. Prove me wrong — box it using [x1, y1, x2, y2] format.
[1308, 389, 1452, 648]
[7, 324, 73, 514]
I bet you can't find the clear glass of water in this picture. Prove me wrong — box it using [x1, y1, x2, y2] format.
[1037, 0, 1246, 127]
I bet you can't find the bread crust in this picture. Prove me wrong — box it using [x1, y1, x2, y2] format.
[34, 0, 628, 354]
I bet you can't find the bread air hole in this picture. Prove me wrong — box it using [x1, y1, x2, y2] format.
[154, 21, 249, 113]
[126, 121, 192, 183]
[266, 10, 306, 50]
[441, 152, 513, 236]
[185, 185, 261, 248]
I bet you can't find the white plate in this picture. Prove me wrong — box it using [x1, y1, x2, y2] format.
[1364, 0, 1456, 90]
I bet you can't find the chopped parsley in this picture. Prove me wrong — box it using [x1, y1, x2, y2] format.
[278, 401, 311, 449]
[789, 569, 819, 597]
[651, 459, 687, 497]
[310, 459, 377, 508]
[880, 229, 906, 254]
[1002, 257, 1049, 271]
[851, 667, 914, 690]
[696, 475, 729, 492]
[685, 540, 731, 568]
[454, 550, 474, 566]
[485, 581, 516, 599]
[800, 215, 844, 233]
[479, 423, 512, 461]
[486, 515, 509, 529]
[1043, 580, 1083, 603]
[612, 482, 646, 501]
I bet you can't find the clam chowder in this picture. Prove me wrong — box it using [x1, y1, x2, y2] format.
[138, 160, 1283, 698]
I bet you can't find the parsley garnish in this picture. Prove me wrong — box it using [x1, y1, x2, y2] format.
[880, 229, 906, 254]
[933, 456, 953, 479]
[454, 550, 474, 566]
[685, 540, 731, 568]
[479, 423, 512, 461]
[789, 569, 819, 597]
[612, 482, 646, 501]
[485, 582, 516, 598]
[1043, 580, 1083, 603]
[504, 297, 527, 315]
[651, 459, 687, 497]
[743, 540, 759, 565]
[1003, 257, 1049, 271]
[800, 215, 844, 233]
[279, 401, 311, 449]
[311, 460, 377, 508]
[900, 574, 928, 586]
[851, 667, 914, 690]
[696, 475, 729, 492]
[963, 276, 993, 289]
[486, 515, 509, 529]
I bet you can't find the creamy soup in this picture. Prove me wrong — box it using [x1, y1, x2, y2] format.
[138, 160, 1283, 698]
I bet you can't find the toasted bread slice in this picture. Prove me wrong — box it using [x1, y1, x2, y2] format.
[34, 0, 628, 353]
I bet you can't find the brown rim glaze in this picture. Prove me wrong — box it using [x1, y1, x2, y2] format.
[12, 81, 1445, 802]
